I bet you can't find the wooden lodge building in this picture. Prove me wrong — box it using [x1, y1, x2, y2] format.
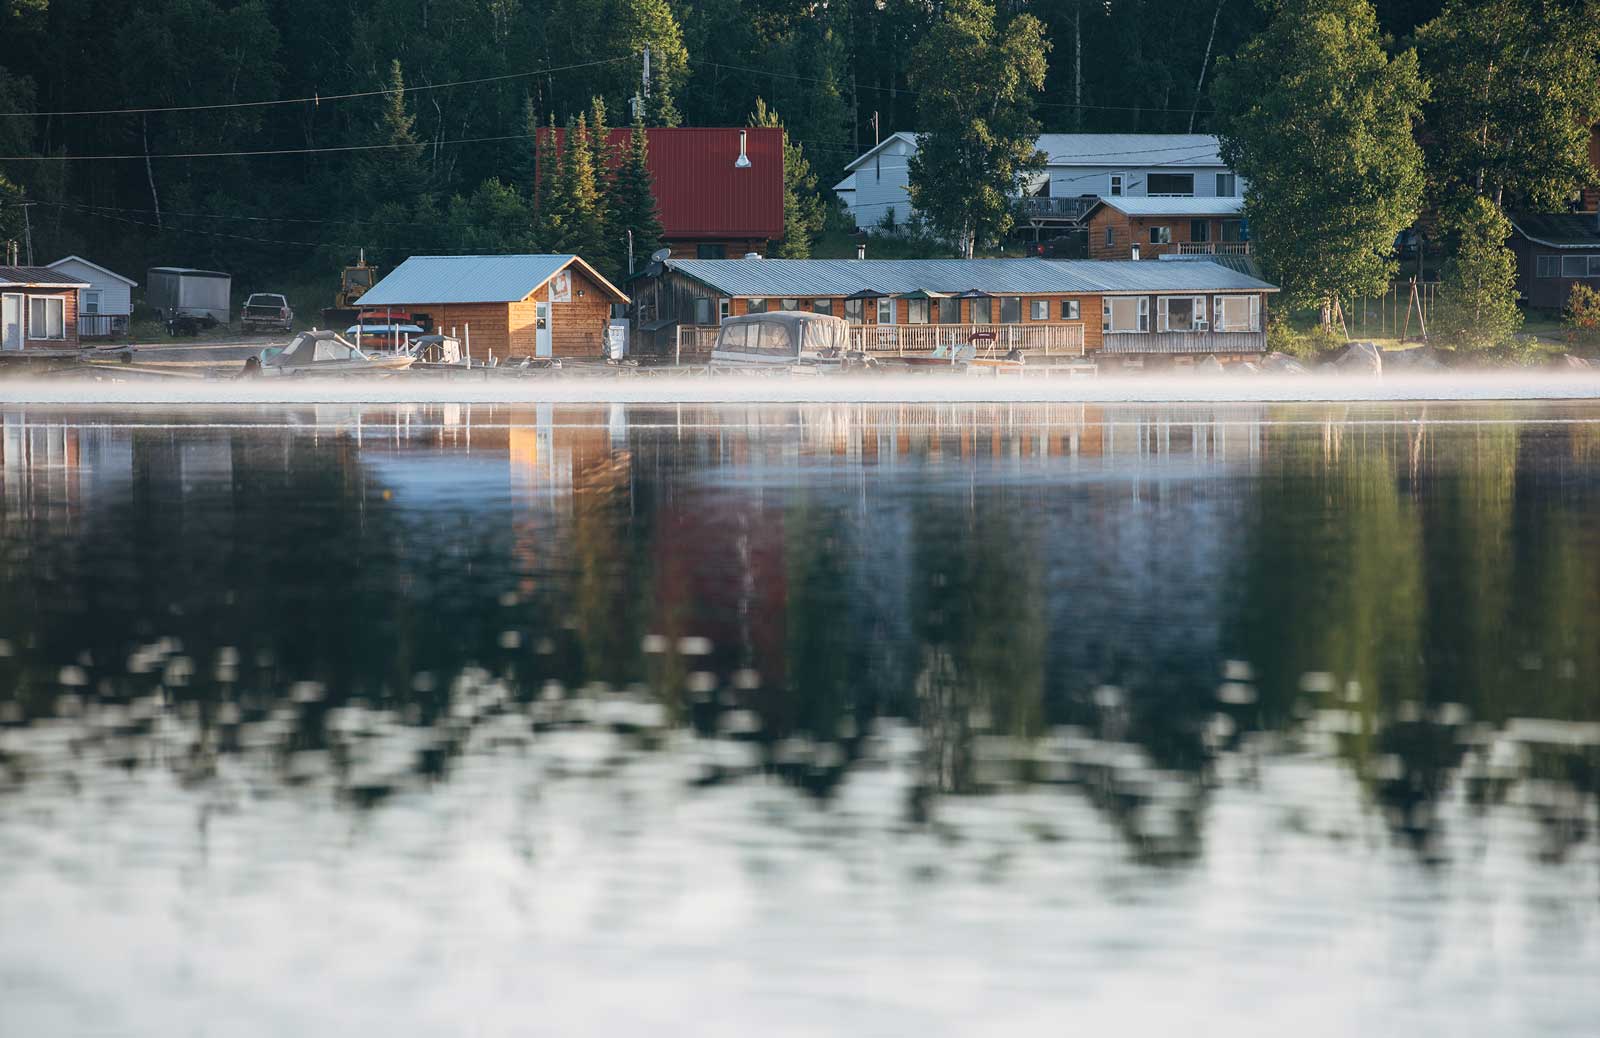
[2, 265, 91, 352]
[631, 257, 1278, 361]
[358, 254, 628, 360]
[1085, 197, 1250, 261]
[1508, 212, 1600, 311]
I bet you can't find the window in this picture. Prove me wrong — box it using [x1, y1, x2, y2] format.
[779, 298, 800, 311]
[1213, 295, 1261, 332]
[718, 323, 752, 352]
[720, 298, 732, 320]
[1061, 300, 1080, 320]
[696, 243, 727, 259]
[938, 297, 961, 324]
[1149, 226, 1172, 245]
[1109, 174, 1124, 196]
[1157, 296, 1207, 332]
[1102, 296, 1149, 333]
[1216, 173, 1237, 197]
[999, 296, 1022, 323]
[314, 338, 356, 362]
[907, 298, 930, 324]
[1104, 226, 1115, 247]
[747, 298, 768, 314]
[812, 299, 834, 316]
[28, 296, 65, 340]
[692, 297, 713, 324]
[1190, 220, 1211, 243]
[1220, 219, 1245, 243]
[971, 297, 993, 324]
[1029, 299, 1050, 321]
[875, 156, 881, 182]
[844, 298, 865, 323]
[757, 321, 795, 357]
[1148, 173, 1194, 196]
[876, 297, 895, 324]
[1537, 256, 1560, 278]
[82, 290, 102, 315]
[1560, 255, 1600, 278]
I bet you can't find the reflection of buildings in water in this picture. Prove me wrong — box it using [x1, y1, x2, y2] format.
[1, 412, 140, 525]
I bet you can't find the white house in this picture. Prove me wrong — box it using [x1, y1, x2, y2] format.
[835, 133, 1244, 233]
[46, 255, 137, 338]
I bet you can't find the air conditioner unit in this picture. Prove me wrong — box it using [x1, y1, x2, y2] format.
[1195, 320, 1209, 331]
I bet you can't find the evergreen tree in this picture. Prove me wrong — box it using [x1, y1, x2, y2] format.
[904, 0, 1049, 258]
[1213, 0, 1426, 317]
[1431, 195, 1523, 351]
[538, 114, 610, 260]
[749, 99, 826, 259]
[1417, 0, 1600, 210]
[356, 60, 434, 265]
[607, 117, 665, 276]
[533, 114, 563, 249]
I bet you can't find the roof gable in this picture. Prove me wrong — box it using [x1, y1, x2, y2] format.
[1086, 196, 1246, 219]
[1508, 212, 1600, 249]
[47, 255, 137, 286]
[359, 255, 629, 306]
[842, 132, 920, 173]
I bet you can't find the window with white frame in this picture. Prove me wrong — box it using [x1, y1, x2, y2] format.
[1061, 299, 1080, 320]
[876, 297, 895, 324]
[971, 297, 993, 324]
[1213, 295, 1261, 332]
[1102, 296, 1149, 333]
[719, 298, 732, 320]
[1536, 256, 1559, 278]
[907, 298, 930, 324]
[1148, 173, 1194, 196]
[1029, 299, 1049, 320]
[1149, 226, 1172, 245]
[82, 290, 102, 315]
[1109, 174, 1124, 196]
[29, 296, 65, 339]
[1157, 296, 1208, 332]
[999, 296, 1022, 323]
[844, 298, 865, 323]
[1560, 255, 1600, 278]
[1216, 173, 1237, 197]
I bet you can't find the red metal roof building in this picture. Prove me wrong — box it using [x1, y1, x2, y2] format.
[540, 126, 785, 259]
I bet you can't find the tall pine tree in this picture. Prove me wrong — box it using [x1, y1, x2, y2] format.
[749, 99, 826, 259]
[608, 117, 666, 275]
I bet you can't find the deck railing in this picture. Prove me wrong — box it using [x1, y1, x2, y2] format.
[1174, 242, 1251, 256]
[674, 322, 1088, 361]
[1101, 329, 1267, 355]
[1016, 197, 1096, 223]
[77, 314, 128, 338]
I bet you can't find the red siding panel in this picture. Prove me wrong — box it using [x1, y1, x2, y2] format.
[540, 127, 785, 241]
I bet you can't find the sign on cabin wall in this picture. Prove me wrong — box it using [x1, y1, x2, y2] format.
[549, 272, 572, 303]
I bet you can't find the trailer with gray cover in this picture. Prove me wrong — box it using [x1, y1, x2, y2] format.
[146, 267, 232, 333]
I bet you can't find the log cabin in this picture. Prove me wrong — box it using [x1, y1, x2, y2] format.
[630, 257, 1278, 363]
[1, 265, 90, 352]
[1085, 197, 1250, 261]
[357, 255, 628, 361]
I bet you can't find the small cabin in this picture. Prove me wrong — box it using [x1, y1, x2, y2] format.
[358, 254, 629, 361]
[1085, 197, 1250, 261]
[47, 256, 137, 338]
[1507, 212, 1600, 310]
[1, 265, 90, 351]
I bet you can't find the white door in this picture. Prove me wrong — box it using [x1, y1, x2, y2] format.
[1, 294, 22, 350]
[535, 302, 552, 358]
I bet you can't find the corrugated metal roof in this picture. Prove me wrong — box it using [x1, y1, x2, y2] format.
[842, 133, 1226, 173]
[1093, 195, 1245, 216]
[1509, 212, 1600, 249]
[1159, 253, 1265, 279]
[1036, 134, 1224, 167]
[0, 265, 90, 288]
[541, 127, 784, 240]
[360, 255, 576, 305]
[665, 258, 1277, 297]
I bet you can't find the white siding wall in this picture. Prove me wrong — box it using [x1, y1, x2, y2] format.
[848, 138, 916, 231]
[48, 259, 133, 316]
[1048, 166, 1243, 199]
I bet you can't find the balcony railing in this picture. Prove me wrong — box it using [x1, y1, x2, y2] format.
[1015, 197, 1097, 223]
[674, 322, 1088, 360]
[1175, 242, 1252, 256]
[78, 314, 129, 338]
[1100, 330, 1267, 355]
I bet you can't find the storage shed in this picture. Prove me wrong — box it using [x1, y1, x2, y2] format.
[47, 255, 136, 337]
[1507, 212, 1600, 310]
[358, 255, 629, 361]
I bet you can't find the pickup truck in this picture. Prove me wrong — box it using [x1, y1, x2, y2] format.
[241, 293, 294, 332]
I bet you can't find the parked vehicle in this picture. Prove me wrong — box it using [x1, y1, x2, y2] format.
[252, 330, 415, 377]
[147, 267, 231, 332]
[709, 312, 851, 372]
[242, 293, 295, 332]
[320, 250, 380, 329]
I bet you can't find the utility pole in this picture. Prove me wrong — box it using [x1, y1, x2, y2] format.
[642, 45, 651, 108]
[870, 111, 880, 147]
[21, 203, 33, 267]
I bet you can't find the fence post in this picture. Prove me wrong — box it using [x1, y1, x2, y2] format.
[675, 326, 682, 367]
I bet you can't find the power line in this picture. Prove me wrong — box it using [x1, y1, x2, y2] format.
[0, 131, 537, 162]
[0, 57, 633, 119]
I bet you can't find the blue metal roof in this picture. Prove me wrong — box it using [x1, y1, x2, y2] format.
[361, 255, 579, 305]
[666, 258, 1277, 297]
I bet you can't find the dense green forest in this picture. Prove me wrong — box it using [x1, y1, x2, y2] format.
[0, 0, 1594, 328]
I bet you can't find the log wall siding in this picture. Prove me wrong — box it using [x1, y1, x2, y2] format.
[12, 290, 80, 350]
[1087, 209, 1240, 260]
[385, 265, 620, 361]
[666, 239, 770, 260]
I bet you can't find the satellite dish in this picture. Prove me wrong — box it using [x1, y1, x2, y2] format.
[650, 247, 672, 264]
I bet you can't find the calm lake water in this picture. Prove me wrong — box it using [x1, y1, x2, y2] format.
[1, 401, 1597, 1036]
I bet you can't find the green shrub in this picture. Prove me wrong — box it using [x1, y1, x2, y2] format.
[1565, 283, 1600, 347]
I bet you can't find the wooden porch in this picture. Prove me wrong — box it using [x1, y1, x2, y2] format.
[1174, 242, 1252, 256]
[675, 323, 1087, 359]
[1100, 330, 1267, 354]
